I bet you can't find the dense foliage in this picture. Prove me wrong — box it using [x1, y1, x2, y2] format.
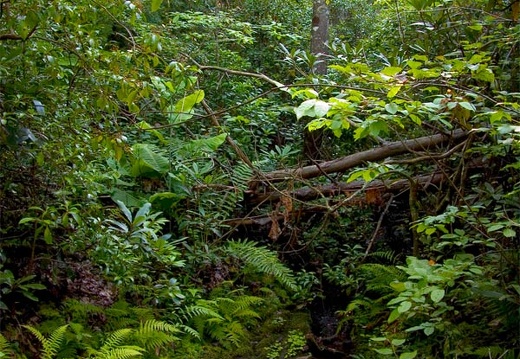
[1, 0, 518, 358]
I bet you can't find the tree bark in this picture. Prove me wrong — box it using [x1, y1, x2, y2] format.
[246, 173, 446, 207]
[252, 129, 468, 185]
[311, 0, 330, 75]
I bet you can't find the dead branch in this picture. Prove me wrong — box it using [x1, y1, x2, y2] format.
[246, 173, 445, 206]
[253, 129, 468, 185]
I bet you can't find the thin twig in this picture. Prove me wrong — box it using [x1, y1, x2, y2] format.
[363, 194, 395, 261]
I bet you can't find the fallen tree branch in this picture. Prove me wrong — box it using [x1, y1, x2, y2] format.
[253, 129, 468, 185]
[246, 173, 445, 206]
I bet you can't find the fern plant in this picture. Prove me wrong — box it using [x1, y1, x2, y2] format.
[0, 333, 13, 357]
[86, 328, 144, 359]
[23, 324, 68, 359]
[182, 292, 263, 350]
[224, 240, 298, 291]
[132, 319, 180, 353]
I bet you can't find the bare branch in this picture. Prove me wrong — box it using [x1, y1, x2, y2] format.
[255, 129, 469, 184]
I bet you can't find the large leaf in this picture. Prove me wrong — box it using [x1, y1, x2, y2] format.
[182, 133, 228, 154]
[169, 90, 205, 124]
[130, 144, 169, 177]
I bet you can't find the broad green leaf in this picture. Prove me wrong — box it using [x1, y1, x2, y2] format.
[314, 100, 330, 118]
[387, 85, 402, 98]
[112, 190, 144, 209]
[503, 228, 516, 238]
[19, 217, 36, 225]
[151, 0, 163, 12]
[409, 114, 422, 125]
[137, 121, 166, 144]
[389, 281, 407, 292]
[295, 99, 317, 120]
[131, 144, 170, 176]
[400, 351, 418, 359]
[424, 326, 435, 336]
[170, 91, 205, 124]
[474, 68, 495, 83]
[388, 308, 400, 323]
[430, 288, 445, 303]
[398, 300, 412, 313]
[385, 103, 399, 114]
[391, 338, 406, 346]
[373, 348, 393, 355]
[22, 283, 46, 290]
[21, 291, 39, 302]
[458, 102, 476, 111]
[381, 66, 402, 76]
[175, 90, 205, 113]
[184, 133, 228, 153]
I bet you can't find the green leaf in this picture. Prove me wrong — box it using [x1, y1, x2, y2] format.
[183, 133, 228, 153]
[18, 217, 36, 225]
[295, 99, 315, 119]
[135, 203, 152, 222]
[430, 288, 445, 303]
[398, 300, 412, 313]
[21, 290, 39, 302]
[370, 337, 388, 342]
[314, 100, 330, 118]
[458, 102, 476, 111]
[387, 85, 402, 98]
[400, 351, 418, 359]
[388, 308, 400, 323]
[151, 0, 163, 12]
[175, 90, 205, 113]
[116, 200, 133, 223]
[169, 90, 205, 124]
[391, 338, 406, 346]
[424, 326, 435, 336]
[381, 66, 402, 76]
[111, 190, 144, 209]
[22, 283, 46, 290]
[503, 228, 516, 238]
[130, 144, 170, 176]
[385, 103, 399, 114]
[373, 348, 393, 355]
[43, 227, 53, 245]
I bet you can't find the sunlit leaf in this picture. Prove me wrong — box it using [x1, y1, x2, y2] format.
[151, 0, 163, 12]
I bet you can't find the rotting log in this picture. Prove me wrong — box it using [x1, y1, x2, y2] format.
[251, 129, 468, 186]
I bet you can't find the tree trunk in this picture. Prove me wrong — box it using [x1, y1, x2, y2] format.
[311, 0, 330, 75]
[303, 0, 331, 163]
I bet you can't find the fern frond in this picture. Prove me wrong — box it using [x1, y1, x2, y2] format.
[231, 163, 253, 191]
[233, 294, 264, 309]
[0, 333, 12, 356]
[225, 240, 297, 291]
[183, 303, 224, 321]
[232, 308, 262, 319]
[367, 250, 399, 264]
[100, 329, 133, 353]
[139, 319, 179, 333]
[180, 325, 201, 340]
[24, 324, 68, 359]
[95, 346, 144, 359]
[133, 320, 180, 351]
[359, 263, 406, 295]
